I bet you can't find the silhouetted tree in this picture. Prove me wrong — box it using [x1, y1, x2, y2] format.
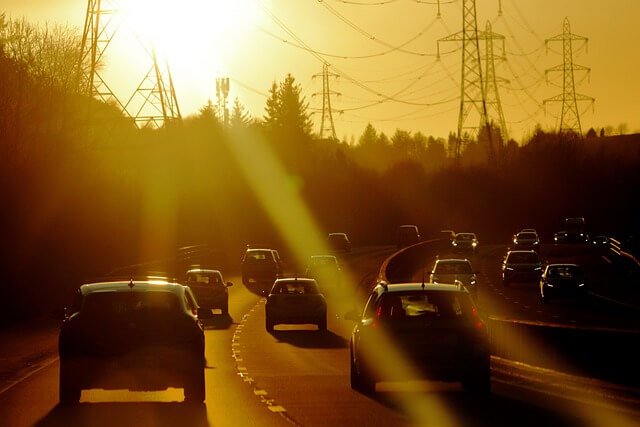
[585, 128, 597, 139]
[230, 97, 251, 129]
[358, 123, 377, 146]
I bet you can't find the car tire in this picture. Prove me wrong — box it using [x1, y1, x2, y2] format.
[59, 361, 81, 404]
[222, 301, 229, 316]
[318, 316, 327, 332]
[184, 368, 205, 403]
[266, 317, 275, 333]
[350, 358, 375, 394]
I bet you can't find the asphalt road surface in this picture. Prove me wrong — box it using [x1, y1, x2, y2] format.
[0, 245, 638, 426]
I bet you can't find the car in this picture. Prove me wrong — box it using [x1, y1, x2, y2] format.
[513, 231, 540, 251]
[305, 255, 341, 290]
[539, 264, 587, 303]
[327, 233, 351, 253]
[271, 249, 283, 275]
[265, 278, 327, 332]
[396, 225, 421, 248]
[185, 268, 232, 315]
[57, 278, 205, 404]
[592, 235, 609, 247]
[554, 230, 589, 244]
[502, 250, 542, 286]
[348, 282, 490, 394]
[440, 229, 456, 243]
[429, 259, 478, 296]
[452, 232, 478, 253]
[241, 248, 279, 290]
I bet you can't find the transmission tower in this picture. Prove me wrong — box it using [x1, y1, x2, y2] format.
[77, 0, 125, 110]
[483, 21, 509, 143]
[124, 48, 182, 129]
[544, 17, 594, 136]
[312, 63, 341, 140]
[216, 77, 230, 127]
[438, 0, 494, 164]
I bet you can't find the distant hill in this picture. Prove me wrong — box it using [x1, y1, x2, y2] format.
[584, 133, 640, 162]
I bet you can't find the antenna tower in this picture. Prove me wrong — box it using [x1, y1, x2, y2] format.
[77, 0, 125, 110]
[438, 0, 494, 164]
[313, 63, 341, 140]
[544, 17, 594, 136]
[216, 77, 230, 126]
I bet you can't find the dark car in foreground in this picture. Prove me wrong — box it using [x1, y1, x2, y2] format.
[58, 279, 205, 404]
[348, 282, 490, 394]
[327, 233, 352, 253]
[185, 268, 232, 315]
[540, 264, 587, 303]
[502, 250, 542, 286]
[265, 278, 327, 332]
[396, 225, 421, 248]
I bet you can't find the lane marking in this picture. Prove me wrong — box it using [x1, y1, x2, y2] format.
[0, 355, 59, 395]
[268, 405, 287, 413]
[588, 291, 640, 312]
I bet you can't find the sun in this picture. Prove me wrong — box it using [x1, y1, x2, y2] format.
[121, 0, 264, 73]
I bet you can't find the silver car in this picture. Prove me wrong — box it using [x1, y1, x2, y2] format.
[265, 278, 327, 331]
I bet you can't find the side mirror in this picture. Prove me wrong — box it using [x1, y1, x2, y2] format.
[226, 282, 233, 287]
[197, 307, 214, 319]
[344, 309, 360, 322]
[53, 307, 67, 321]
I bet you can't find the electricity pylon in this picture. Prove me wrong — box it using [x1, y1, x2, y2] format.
[483, 21, 509, 143]
[77, 0, 125, 110]
[437, 0, 494, 164]
[124, 48, 182, 129]
[312, 63, 341, 140]
[544, 17, 594, 136]
[78, 0, 182, 128]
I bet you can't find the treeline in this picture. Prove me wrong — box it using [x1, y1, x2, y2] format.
[1, 14, 639, 322]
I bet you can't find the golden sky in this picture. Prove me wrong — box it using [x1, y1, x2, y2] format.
[3, 0, 639, 141]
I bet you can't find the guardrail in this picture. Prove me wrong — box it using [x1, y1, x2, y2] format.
[376, 239, 640, 387]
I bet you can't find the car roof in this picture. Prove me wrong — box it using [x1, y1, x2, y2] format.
[310, 255, 337, 260]
[435, 258, 471, 265]
[507, 249, 537, 254]
[399, 224, 418, 229]
[186, 268, 221, 275]
[274, 277, 317, 284]
[79, 280, 186, 296]
[376, 283, 466, 293]
[455, 232, 476, 237]
[547, 263, 581, 268]
[328, 232, 347, 237]
[246, 248, 273, 253]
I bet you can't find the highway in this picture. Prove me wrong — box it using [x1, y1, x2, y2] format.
[0, 245, 638, 426]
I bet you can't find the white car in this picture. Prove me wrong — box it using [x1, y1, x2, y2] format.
[265, 278, 327, 332]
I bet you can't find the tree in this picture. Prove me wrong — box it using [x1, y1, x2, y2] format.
[230, 97, 251, 129]
[617, 123, 628, 136]
[278, 73, 312, 135]
[358, 123, 377, 146]
[585, 127, 597, 139]
[263, 81, 279, 130]
[198, 99, 219, 123]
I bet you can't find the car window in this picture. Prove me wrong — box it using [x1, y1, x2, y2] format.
[362, 291, 379, 319]
[507, 253, 539, 263]
[548, 266, 583, 278]
[187, 273, 222, 285]
[435, 262, 472, 274]
[81, 291, 180, 318]
[245, 251, 273, 262]
[378, 291, 473, 323]
[518, 233, 537, 240]
[456, 234, 474, 241]
[273, 281, 318, 295]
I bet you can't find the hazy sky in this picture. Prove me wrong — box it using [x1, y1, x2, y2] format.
[3, 0, 639, 141]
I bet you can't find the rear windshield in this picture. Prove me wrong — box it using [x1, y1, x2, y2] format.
[310, 257, 337, 268]
[272, 281, 319, 295]
[518, 233, 537, 240]
[398, 227, 418, 236]
[186, 273, 223, 286]
[547, 266, 583, 278]
[245, 251, 273, 262]
[435, 262, 472, 274]
[507, 252, 539, 263]
[378, 291, 474, 323]
[81, 291, 181, 318]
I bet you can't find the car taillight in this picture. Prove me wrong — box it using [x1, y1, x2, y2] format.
[472, 306, 485, 330]
[372, 306, 382, 329]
